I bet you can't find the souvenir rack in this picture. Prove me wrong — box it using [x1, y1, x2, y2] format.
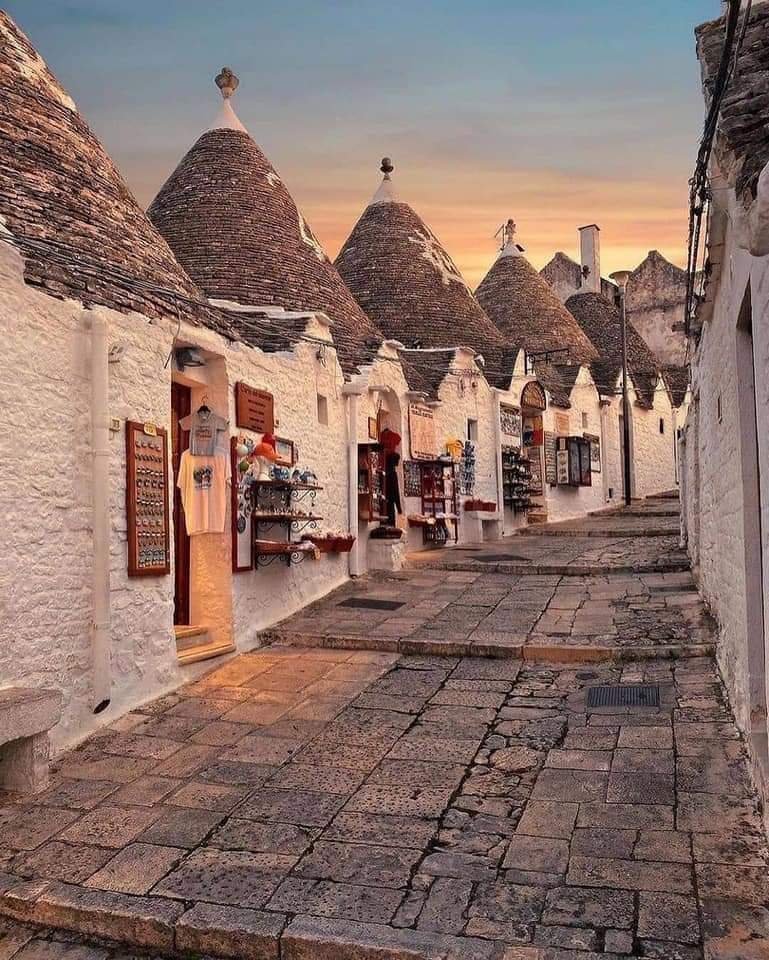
[250, 479, 323, 566]
[501, 447, 533, 514]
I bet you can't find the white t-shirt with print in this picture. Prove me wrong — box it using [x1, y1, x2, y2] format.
[177, 451, 228, 535]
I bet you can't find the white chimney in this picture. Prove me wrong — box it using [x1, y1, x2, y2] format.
[578, 224, 601, 294]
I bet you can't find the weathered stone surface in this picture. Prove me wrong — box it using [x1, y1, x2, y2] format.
[237, 789, 345, 827]
[58, 806, 161, 849]
[570, 828, 635, 860]
[576, 802, 673, 830]
[638, 892, 700, 944]
[531, 769, 607, 802]
[324, 813, 437, 850]
[137, 806, 223, 848]
[0, 808, 78, 852]
[345, 784, 454, 818]
[421, 852, 496, 882]
[543, 886, 635, 929]
[175, 901, 285, 959]
[12, 843, 114, 885]
[700, 897, 769, 959]
[294, 841, 420, 888]
[265, 763, 364, 795]
[83, 843, 182, 895]
[635, 830, 692, 863]
[166, 781, 249, 813]
[109, 776, 182, 807]
[212, 818, 320, 856]
[503, 836, 569, 874]
[268, 877, 403, 924]
[516, 801, 578, 839]
[466, 881, 544, 941]
[567, 855, 693, 893]
[417, 878, 473, 934]
[152, 848, 294, 908]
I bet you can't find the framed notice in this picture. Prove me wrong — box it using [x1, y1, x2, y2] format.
[235, 382, 274, 434]
[403, 460, 422, 497]
[585, 433, 601, 473]
[544, 432, 557, 485]
[499, 405, 522, 442]
[274, 437, 295, 467]
[555, 411, 570, 436]
[409, 403, 437, 460]
[556, 447, 569, 484]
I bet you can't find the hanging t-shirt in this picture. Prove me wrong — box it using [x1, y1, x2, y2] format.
[179, 408, 229, 456]
[177, 450, 228, 534]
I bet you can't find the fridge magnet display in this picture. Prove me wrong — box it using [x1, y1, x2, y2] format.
[125, 420, 171, 577]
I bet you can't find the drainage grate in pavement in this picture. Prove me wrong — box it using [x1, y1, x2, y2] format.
[649, 583, 697, 593]
[337, 597, 406, 611]
[587, 684, 660, 708]
[472, 554, 529, 563]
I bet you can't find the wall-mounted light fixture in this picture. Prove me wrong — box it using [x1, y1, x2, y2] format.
[174, 347, 206, 371]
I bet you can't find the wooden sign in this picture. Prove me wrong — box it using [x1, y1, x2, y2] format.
[126, 421, 170, 577]
[235, 382, 274, 434]
[544, 432, 557, 485]
[499, 405, 522, 441]
[555, 411, 570, 435]
[521, 380, 547, 411]
[409, 403, 437, 460]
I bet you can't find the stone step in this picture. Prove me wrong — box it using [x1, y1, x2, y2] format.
[408, 558, 691, 575]
[517, 525, 676, 538]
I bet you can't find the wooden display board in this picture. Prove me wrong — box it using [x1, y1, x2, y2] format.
[235, 382, 274, 433]
[126, 421, 170, 577]
[409, 403, 437, 460]
[499, 405, 522, 443]
[527, 448, 544, 496]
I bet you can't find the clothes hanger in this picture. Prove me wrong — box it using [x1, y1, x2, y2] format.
[197, 393, 211, 415]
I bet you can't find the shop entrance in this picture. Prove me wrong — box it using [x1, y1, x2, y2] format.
[171, 381, 191, 625]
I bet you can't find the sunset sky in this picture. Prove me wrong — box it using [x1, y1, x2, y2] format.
[9, 0, 716, 286]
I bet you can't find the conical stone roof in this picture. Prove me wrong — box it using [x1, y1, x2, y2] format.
[565, 291, 660, 408]
[148, 71, 384, 376]
[0, 12, 227, 330]
[335, 160, 512, 386]
[476, 221, 599, 366]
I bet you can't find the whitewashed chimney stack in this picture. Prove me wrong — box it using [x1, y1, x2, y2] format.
[578, 223, 601, 293]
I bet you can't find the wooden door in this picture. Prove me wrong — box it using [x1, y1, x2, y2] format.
[171, 382, 191, 625]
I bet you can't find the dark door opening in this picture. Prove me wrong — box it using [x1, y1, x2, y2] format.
[171, 382, 191, 626]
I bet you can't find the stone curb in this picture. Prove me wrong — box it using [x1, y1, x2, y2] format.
[261, 631, 715, 664]
[517, 527, 677, 538]
[407, 560, 690, 575]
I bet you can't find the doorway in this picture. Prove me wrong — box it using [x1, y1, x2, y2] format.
[735, 284, 768, 773]
[171, 382, 191, 626]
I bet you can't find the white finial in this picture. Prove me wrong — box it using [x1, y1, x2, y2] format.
[371, 157, 399, 205]
[210, 67, 247, 133]
[496, 218, 525, 258]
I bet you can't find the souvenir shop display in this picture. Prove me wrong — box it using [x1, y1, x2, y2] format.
[501, 447, 533, 513]
[176, 402, 230, 536]
[126, 421, 171, 577]
[458, 440, 476, 496]
[358, 443, 387, 522]
[557, 436, 593, 487]
[407, 459, 459, 545]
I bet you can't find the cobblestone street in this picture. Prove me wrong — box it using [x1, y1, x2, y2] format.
[1, 499, 768, 959]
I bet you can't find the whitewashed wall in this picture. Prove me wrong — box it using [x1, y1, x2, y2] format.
[628, 377, 678, 499]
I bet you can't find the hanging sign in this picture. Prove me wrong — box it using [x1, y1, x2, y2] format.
[409, 403, 437, 460]
[235, 382, 274, 434]
[544, 432, 557, 485]
[499, 405, 522, 442]
[521, 380, 547, 411]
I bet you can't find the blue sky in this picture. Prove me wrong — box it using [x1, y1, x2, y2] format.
[7, 0, 717, 283]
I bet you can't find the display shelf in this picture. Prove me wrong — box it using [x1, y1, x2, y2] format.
[251, 478, 325, 568]
[253, 540, 315, 567]
[502, 447, 533, 514]
[413, 460, 459, 545]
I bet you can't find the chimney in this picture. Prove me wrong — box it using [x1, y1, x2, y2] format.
[578, 224, 601, 294]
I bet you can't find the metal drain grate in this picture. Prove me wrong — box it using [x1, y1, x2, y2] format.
[586, 684, 660, 708]
[338, 597, 406, 611]
[472, 554, 529, 563]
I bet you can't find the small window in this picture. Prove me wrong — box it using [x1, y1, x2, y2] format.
[467, 418, 478, 442]
[659, 418, 665, 435]
[717, 395, 723, 423]
[581, 412, 588, 429]
[317, 393, 329, 425]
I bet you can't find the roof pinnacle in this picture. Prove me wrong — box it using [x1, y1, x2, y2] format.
[215, 68, 239, 99]
[380, 157, 394, 178]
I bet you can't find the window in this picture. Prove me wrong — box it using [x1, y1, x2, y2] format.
[717, 394, 723, 423]
[659, 418, 665, 435]
[467, 418, 478, 442]
[581, 412, 588, 429]
[317, 393, 328, 425]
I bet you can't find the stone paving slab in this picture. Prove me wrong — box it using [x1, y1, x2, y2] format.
[1, 648, 768, 959]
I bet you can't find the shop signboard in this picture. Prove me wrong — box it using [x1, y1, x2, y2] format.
[409, 403, 438, 460]
[585, 433, 601, 473]
[235, 382, 274, 434]
[521, 380, 547, 411]
[544, 432, 557, 485]
[499, 404, 522, 443]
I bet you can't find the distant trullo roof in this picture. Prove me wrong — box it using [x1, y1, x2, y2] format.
[147, 71, 384, 376]
[335, 160, 514, 387]
[565, 291, 661, 409]
[476, 220, 599, 366]
[0, 12, 229, 331]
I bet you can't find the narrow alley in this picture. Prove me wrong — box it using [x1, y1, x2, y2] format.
[1, 497, 766, 960]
